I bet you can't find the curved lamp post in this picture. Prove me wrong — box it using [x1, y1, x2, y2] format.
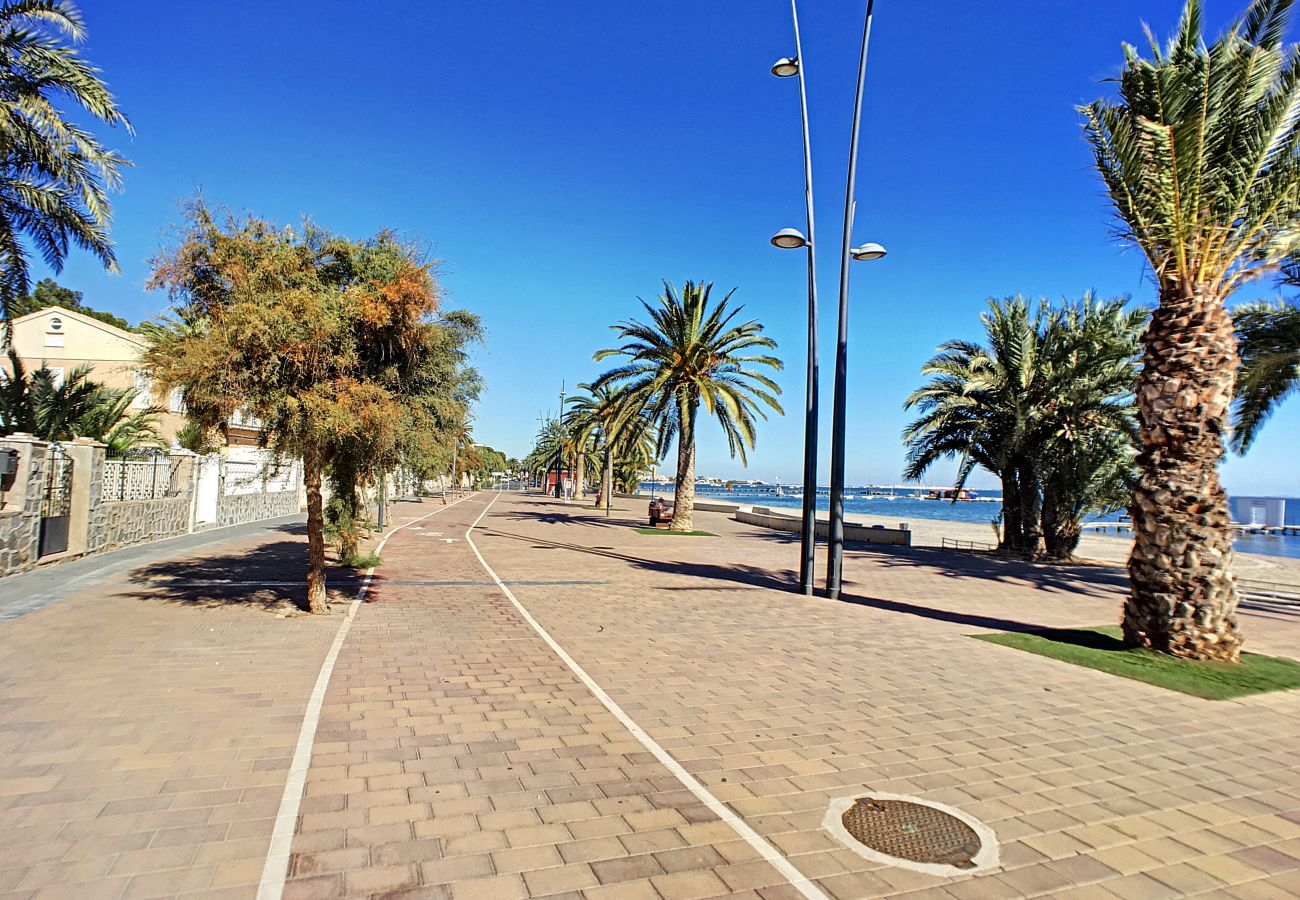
[770, 0, 821, 596]
[827, 0, 881, 600]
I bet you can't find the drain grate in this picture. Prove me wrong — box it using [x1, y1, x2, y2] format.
[842, 798, 982, 869]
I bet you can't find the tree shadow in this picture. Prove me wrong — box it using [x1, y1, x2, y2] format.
[835, 593, 1086, 634]
[480, 527, 797, 592]
[125, 523, 366, 613]
[497, 505, 640, 528]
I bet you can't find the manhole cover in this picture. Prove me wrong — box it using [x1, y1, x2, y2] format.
[824, 792, 999, 876]
[842, 798, 981, 868]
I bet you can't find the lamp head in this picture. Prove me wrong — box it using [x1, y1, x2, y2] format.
[851, 242, 888, 261]
[770, 228, 808, 250]
[771, 56, 800, 78]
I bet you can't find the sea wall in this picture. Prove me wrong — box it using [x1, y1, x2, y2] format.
[739, 506, 911, 547]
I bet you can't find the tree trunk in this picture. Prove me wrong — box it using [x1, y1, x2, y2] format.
[1125, 284, 1242, 662]
[1000, 472, 1023, 553]
[597, 442, 613, 509]
[1041, 491, 1081, 560]
[1017, 459, 1043, 559]
[575, 450, 586, 499]
[304, 449, 328, 614]
[671, 398, 696, 532]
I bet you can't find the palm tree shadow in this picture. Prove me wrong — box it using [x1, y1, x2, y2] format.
[481, 527, 797, 592]
[125, 523, 366, 613]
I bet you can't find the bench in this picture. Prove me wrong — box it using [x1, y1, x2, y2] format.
[648, 500, 675, 527]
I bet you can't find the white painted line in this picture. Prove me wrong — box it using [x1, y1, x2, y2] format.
[256, 492, 481, 900]
[465, 492, 830, 900]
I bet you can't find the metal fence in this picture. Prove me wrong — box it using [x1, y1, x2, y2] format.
[102, 451, 180, 502]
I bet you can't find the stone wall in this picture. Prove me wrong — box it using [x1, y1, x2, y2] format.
[102, 496, 191, 552]
[0, 437, 46, 577]
[218, 489, 300, 528]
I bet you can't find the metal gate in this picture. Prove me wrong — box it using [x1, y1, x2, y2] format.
[38, 444, 74, 557]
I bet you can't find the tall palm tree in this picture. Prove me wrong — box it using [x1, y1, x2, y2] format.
[1232, 294, 1300, 452]
[594, 281, 782, 532]
[1081, 0, 1300, 660]
[565, 382, 647, 509]
[0, 0, 131, 325]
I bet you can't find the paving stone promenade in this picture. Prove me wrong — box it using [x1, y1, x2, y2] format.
[1, 491, 1298, 899]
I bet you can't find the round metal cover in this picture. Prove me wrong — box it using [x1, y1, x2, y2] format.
[841, 797, 982, 869]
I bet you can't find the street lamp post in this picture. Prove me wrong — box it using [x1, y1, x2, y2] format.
[555, 381, 567, 500]
[770, 0, 820, 597]
[827, 0, 882, 600]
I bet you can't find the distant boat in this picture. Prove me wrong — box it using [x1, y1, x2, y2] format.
[925, 487, 977, 501]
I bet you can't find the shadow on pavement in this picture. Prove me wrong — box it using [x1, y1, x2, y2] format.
[482, 527, 797, 592]
[836, 592, 1076, 633]
[126, 523, 365, 612]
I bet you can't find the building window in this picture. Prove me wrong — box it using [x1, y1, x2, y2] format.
[44, 331, 65, 348]
[133, 371, 152, 409]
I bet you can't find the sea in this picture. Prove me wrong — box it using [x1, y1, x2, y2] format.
[639, 482, 1300, 561]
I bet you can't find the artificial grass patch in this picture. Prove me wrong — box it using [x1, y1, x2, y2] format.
[633, 527, 716, 536]
[972, 626, 1300, 700]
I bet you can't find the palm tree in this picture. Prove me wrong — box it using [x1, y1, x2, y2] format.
[565, 383, 647, 509]
[1232, 294, 1300, 453]
[0, 0, 131, 325]
[594, 281, 782, 532]
[1081, 0, 1300, 660]
[1038, 297, 1145, 559]
[904, 295, 1143, 559]
[1, 350, 161, 447]
[904, 298, 1049, 556]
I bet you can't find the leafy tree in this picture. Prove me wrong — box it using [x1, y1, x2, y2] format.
[10, 278, 132, 330]
[1080, 0, 1300, 660]
[142, 205, 459, 613]
[594, 281, 782, 531]
[0, 1, 131, 326]
[1232, 292, 1300, 453]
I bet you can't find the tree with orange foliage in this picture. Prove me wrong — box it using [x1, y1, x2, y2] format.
[143, 203, 477, 612]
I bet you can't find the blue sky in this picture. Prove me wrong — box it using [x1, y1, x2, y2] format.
[35, 0, 1300, 494]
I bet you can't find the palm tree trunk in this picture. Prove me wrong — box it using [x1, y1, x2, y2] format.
[671, 398, 696, 532]
[304, 448, 328, 614]
[1126, 286, 1242, 662]
[1000, 472, 1023, 554]
[575, 450, 586, 499]
[1017, 460, 1043, 558]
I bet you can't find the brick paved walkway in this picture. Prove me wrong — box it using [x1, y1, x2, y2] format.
[0, 521, 357, 900]
[4, 490, 1300, 899]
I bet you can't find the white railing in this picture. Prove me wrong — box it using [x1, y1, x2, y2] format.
[103, 456, 180, 502]
[222, 457, 300, 495]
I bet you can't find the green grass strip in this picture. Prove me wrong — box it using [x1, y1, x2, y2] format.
[633, 528, 715, 536]
[972, 626, 1300, 700]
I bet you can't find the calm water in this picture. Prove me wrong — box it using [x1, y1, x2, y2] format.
[640, 483, 1300, 561]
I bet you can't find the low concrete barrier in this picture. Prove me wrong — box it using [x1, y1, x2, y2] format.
[738, 506, 911, 547]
